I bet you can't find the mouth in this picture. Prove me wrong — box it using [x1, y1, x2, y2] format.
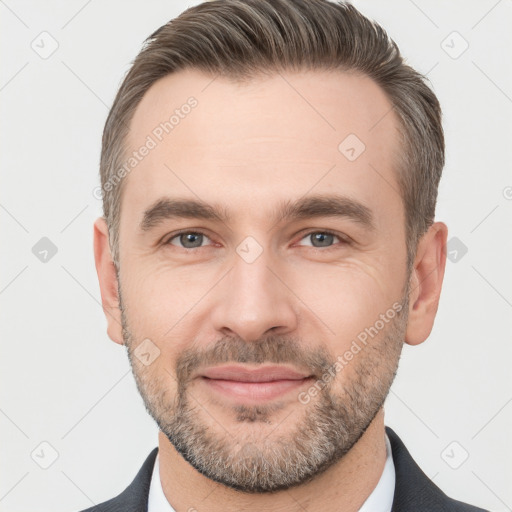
[198, 364, 314, 402]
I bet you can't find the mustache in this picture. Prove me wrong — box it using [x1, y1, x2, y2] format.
[175, 334, 333, 384]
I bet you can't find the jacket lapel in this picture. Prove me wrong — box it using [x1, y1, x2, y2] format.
[85, 447, 158, 512]
[387, 426, 486, 511]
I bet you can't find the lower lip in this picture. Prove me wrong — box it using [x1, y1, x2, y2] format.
[200, 377, 313, 402]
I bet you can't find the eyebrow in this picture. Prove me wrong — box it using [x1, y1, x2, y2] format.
[139, 194, 375, 232]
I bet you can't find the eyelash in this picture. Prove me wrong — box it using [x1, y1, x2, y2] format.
[163, 229, 351, 250]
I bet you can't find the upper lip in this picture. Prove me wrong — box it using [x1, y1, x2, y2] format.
[200, 365, 312, 382]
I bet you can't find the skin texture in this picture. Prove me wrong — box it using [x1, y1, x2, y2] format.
[94, 68, 448, 511]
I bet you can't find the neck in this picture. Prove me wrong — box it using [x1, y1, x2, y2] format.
[157, 408, 388, 512]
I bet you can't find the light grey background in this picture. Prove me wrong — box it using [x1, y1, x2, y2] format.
[1, 1, 511, 511]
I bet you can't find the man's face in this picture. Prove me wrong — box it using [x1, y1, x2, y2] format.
[116, 68, 410, 492]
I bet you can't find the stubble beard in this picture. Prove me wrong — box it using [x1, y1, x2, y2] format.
[121, 290, 408, 493]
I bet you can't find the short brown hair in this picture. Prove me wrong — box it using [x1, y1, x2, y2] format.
[99, 0, 444, 271]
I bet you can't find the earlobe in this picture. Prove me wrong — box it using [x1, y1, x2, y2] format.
[405, 222, 448, 346]
[93, 217, 124, 345]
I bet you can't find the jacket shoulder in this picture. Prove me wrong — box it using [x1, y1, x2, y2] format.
[386, 427, 489, 512]
[76, 447, 158, 512]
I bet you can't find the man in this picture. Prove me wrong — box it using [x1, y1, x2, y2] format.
[88, 0, 487, 510]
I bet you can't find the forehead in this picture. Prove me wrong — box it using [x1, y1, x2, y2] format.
[121, 68, 402, 229]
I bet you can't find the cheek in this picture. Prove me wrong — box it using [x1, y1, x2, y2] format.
[121, 262, 207, 358]
[127, 253, 186, 297]
[286, 258, 399, 343]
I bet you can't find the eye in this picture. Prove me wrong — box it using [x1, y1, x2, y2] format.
[164, 230, 348, 250]
[297, 231, 346, 248]
[166, 231, 212, 249]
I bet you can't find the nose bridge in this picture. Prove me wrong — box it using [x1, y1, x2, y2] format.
[210, 241, 298, 342]
[232, 247, 275, 302]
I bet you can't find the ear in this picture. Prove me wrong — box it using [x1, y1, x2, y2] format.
[93, 217, 124, 345]
[405, 221, 448, 346]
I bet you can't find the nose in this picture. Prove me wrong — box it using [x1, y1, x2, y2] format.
[210, 248, 299, 342]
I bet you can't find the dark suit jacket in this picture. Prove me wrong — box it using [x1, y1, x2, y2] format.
[78, 427, 488, 511]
